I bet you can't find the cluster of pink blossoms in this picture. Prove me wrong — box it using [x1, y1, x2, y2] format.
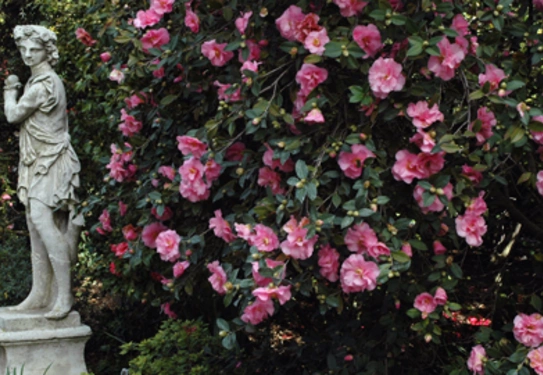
[337, 144, 375, 179]
[75, 28, 96, 47]
[344, 222, 390, 259]
[317, 244, 340, 282]
[392, 150, 445, 184]
[234, 223, 280, 252]
[293, 63, 328, 122]
[406, 100, 444, 152]
[467, 345, 487, 375]
[208, 209, 236, 243]
[118, 109, 142, 137]
[468, 107, 497, 145]
[413, 287, 448, 319]
[106, 143, 137, 182]
[257, 144, 294, 194]
[511, 313, 543, 374]
[184, 2, 200, 33]
[275, 5, 329, 56]
[177, 136, 221, 202]
[280, 216, 318, 260]
[455, 192, 488, 247]
[413, 183, 453, 214]
[133, 0, 174, 29]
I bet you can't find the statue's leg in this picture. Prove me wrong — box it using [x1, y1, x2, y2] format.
[28, 199, 73, 320]
[9, 211, 53, 310]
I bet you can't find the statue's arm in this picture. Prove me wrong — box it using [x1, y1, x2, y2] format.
[4, 82, 47, 124]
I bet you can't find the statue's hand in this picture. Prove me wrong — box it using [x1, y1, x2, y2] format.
[4, 75, 21, 91]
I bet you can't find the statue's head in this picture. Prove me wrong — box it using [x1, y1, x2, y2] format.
[13, 25, 59, 67]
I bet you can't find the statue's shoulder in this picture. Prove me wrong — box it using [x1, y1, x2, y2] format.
[28, 71, 62, 97]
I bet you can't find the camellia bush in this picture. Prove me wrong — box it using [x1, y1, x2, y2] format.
[5, 0, 543, 373]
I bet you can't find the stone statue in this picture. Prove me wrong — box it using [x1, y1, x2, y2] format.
[3, 25, 83, 320]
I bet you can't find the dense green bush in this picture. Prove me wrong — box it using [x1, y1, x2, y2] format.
[0, 233, 30, 306]
[121, 319, 234, 375]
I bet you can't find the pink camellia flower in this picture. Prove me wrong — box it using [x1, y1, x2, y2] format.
[100, 52, 112, 63]
[158, 165, 176, 181]
[142, 222, 168, 248]
[251, 224, 280, 252]
[333, 0, 368, 17]
[344, 222, 378, 254]
[479, 64, 506, 92]
[204, 159, 221, 183]
[207, 261, 228, 295]
[226, 142, 246, 161]
[295, 63, 329, 96]
[467, 192, 487, 216]
[133, 9, 161, 29]
[179, 162, 210, 202]
[119, 109, 142, 137]
[280, 226, 318, 260]
[413, 183, 453, 214]
[176, 135, 207, 158]
[240, 60, 260, 76]
[536, 0, 543, 11]
[433, 240, 447, 255]
[184, 5, 200, 33]
[304, 28, 329, 56]
[201, 40, 234, 67]
[150, 0, 175, 15]
[409, 130, 436, 153]
[141, 28, 170, 53]
[451, 14, 469, 37]
[214, 81, 242, 102]
[428, 37, 465, 81]
[338, 144, 376, 179]
[340, 254, 380, 293]
[75, 28, 96, 47]
[122, 224, 140, 242]
[467, 345, 486, 375]
[118, 201, 127, 216]
[462, 165, 483, 185]
[352, 24, 382, 59]
[238, 39, 262, 63]
[469, 107, 497, 145]
[401, 242, 413, 257]
[98, 209, 113, 233]
[111, 242, 129, 258]
[368, 57, 405, 99]
[275, 5, 305, 41]
[235, 223, 253, 242]
[252, 259, 285, 287]
[414, 292, 437, 317]
[235, 11, 253, 34]
[528, 347, 543, 375]
[161, 302, 177, 319]
[513, 313, 543, 347]
[318, 244, 340, 282]
[455, 213, 487, 247]
[155, 229, 181, 262]
[294, 13, 322, 43]
[304, 108, 325, 124]
[173, 260, 190, 278]
[241, 299, 275, 325]
[537, 171, 543, 196]
[209, 210, 236, 243]
[263, 144, 294, 172]
[151, 206, 173, 221]
[416, 152, 446, 179]
[392, 150, 422, 184]
[109, 68, 125, 84]
[434, 287, 448, 305]
[124, 93, 146, 109]
[253, 285, 292, 305]
[258, 167, 285, 195]
[406, 101, 444, 129]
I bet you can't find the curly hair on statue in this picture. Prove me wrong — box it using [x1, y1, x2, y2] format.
[13, 25, 59, 66]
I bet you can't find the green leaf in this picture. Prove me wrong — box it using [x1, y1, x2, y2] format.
[508, 349, 528, 364]
[469, 90, 485, 101]
[531, 294, 543, 311]
[326, 294, 341, 307]
[222, 333, 236, 350]
[409, 239, 428, 251]
[507, 80, 525, 91]
[392, 251, 410, 263]
[216, 318, 229, 331]
[324, 41, 343, 58]
[448, 302, 462, 311]
[450, 263, 463, 279]
[295, 160, 309, 179]
[160, 95, 178, 106]
[517, 172, 531, 184]
[306, 182, 318, 200]
[341, 216, 354, 229]
[529, 121, 543, 132]
[406, 308, 420, 318]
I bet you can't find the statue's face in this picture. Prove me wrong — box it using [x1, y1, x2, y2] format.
[18, 38, 47, 67]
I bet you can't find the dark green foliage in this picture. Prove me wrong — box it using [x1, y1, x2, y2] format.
[121, 319, 234, 375]
[0, 234, 31, 306]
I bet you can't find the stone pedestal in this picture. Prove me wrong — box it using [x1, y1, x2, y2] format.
[0, 308, 91, 375]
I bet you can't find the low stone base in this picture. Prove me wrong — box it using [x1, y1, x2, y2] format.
[0, 308, 91, 375]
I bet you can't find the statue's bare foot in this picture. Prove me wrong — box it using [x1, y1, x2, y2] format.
[8, 293, 48, 311]
[44, 295, 73, 320]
